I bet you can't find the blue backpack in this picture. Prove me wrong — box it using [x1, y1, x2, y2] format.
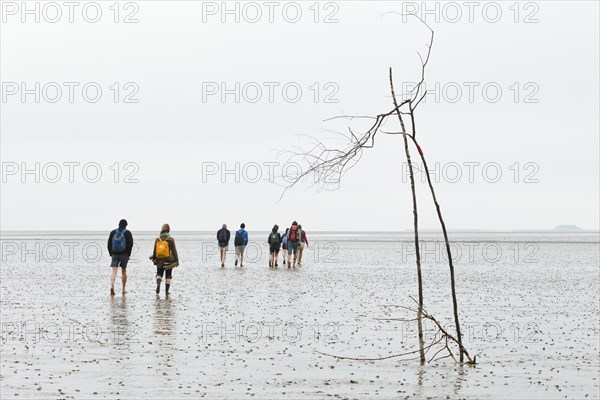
[234, 230, 245, 246]
[112, 229, 127, 252]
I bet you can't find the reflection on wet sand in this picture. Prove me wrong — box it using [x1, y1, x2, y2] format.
[454, 365, 467, 395]
[1, 233, 598, 399]
[415, 360, 467, 397]
[153, 296, 175, 337]
[109, 295, 131, 347]
[152, 296, 177, 377]
[416, 366, 425, 398]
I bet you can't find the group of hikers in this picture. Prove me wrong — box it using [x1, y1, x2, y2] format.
[107, 219, 308, 296]
[216, 221, 309, 268]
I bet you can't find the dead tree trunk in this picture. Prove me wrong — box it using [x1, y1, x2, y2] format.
[389, 68, 425, 365]
[279, 18, 474, 364]
[409, 136, 465, 362]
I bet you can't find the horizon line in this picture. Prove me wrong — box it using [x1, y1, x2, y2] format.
[1, 228, 598, 233]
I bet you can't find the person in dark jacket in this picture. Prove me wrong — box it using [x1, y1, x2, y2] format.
[234, 223, 249, 268]
[150, 224, 179, 295]
[267, 224, 281, 268]
[107, 219, 134, 296]
[216, 223, 231, 267]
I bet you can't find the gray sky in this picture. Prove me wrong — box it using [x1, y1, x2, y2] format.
[1, 1, 598, 231]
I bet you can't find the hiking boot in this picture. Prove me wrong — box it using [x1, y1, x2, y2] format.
[235, 259, 238, 266]
[283, 259, 286, 265]
[275, 262, 278, 267]
[221, 263, 225, 268]
[110, 287, 115, 296]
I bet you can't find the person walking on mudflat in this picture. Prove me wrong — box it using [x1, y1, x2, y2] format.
[281, 228, 289, 265]
[297, 224, 309, 266]
[234, 223, 249, 267]
[107, 219, 133, 296]
[151, 224, 179, 295]
[267, 225, 282, 268]
[217, 223, 231, 267]
[286, 221, 301, 268]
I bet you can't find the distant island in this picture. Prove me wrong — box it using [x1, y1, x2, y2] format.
[553, 225, 584, 231]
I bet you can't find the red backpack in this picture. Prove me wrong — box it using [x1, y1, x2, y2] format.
[289, 226, 299, 242]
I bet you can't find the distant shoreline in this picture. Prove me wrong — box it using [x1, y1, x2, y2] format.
[1, 229, 599, 235]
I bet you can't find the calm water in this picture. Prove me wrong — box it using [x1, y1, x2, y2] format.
[1, 231, 599, 399]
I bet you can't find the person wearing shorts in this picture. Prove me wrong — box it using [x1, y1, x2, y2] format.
[216, 223, 231, 267]
[286, 221, 301, 268]
[267, 225, 282, 268]
[234, 223, 249, 267]
[297, 224, 309, 266]
[107, 219, 133, 296]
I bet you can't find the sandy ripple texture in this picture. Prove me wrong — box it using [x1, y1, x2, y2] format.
[1, 232, 598, 399]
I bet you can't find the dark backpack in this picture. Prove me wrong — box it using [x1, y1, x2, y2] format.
[112, 229, 127, 252]
[234, 230, 245, 246]
[270, 233, 280, 246]
[218, 229, 228, 242]
[289, 226, 299, 242]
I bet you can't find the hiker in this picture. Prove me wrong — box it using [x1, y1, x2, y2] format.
[216, 223, 231, 267]
[150, 224, 179, 295]
[281, 227, 289, 265]
[297, 224, 309, 266]
[267, 224, 281, 268]
[234, 223, 249, 267]
[286, 221, 301, 268]
[107, 219, 134, 296]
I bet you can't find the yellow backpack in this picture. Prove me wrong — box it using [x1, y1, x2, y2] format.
[155, 237, 170, 259]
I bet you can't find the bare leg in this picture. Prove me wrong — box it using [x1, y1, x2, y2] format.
[110, 267, 117, 295]
[121, 269, 127, 294]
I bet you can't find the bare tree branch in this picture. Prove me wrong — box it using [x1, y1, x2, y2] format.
[278, 13, 472, 365]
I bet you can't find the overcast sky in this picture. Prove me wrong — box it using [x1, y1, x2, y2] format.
[1, 1, 598, 231]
